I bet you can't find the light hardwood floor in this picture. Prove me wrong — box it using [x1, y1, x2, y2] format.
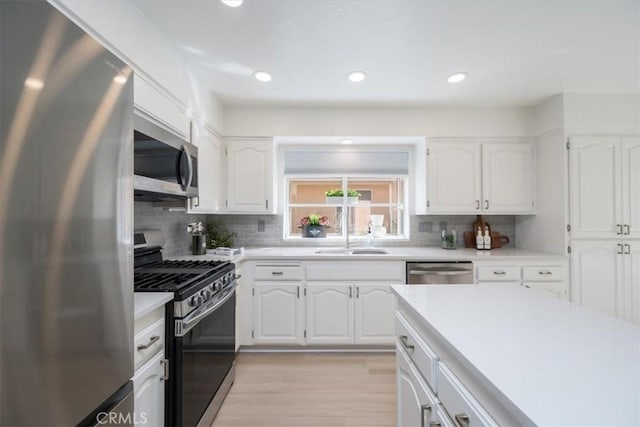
[211, 352, 396, 427]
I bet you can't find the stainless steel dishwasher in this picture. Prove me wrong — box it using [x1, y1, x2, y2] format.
[406, 262, 474, 285]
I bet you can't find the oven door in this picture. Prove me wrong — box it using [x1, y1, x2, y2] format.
[174, 287, 235, 427]
[133, 114, 198, 200]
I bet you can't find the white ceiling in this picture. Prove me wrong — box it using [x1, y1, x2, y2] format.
[135, 0, 640, 108]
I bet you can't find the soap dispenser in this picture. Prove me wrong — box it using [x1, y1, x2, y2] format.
[365, 225, 374, 247]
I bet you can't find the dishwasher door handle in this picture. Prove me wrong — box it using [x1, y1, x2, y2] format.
[409, 270, 472, 276]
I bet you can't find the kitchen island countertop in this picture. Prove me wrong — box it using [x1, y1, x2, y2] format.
[391, 284, 640, 426]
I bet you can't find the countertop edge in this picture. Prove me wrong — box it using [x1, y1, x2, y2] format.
[134, 292, 174, 320]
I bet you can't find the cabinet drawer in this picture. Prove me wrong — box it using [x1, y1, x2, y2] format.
[396, 313, 438, 391]
[437, 363, 498, 427]
[134, 318, 165, 371]
[306, 261, 403, 281]
[522, 266, 565, 282]
[476, 266, 520, 282]
[254, 263, 303, 281]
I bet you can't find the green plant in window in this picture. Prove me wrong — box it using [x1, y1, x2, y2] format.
[324, 189, 361, 197]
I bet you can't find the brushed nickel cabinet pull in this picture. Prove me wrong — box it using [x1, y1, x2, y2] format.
[160, 358, 169, 381]
[624, 244, 631, 254]
[618, 243, 623, 255]
[297, 286, 300, 298]
[399, 335, 414, 350]
[493, 270, 506, 275]
[429, 422, 442, 427]
[617, 224, 623, 235]
[356, 286, 360, 298]
[624, 224, 630, 235]
[420, 404, 432, 427]
[538, 271, 552, 275]
[475, 200, 480, 210]
[137, 335, 159, 351]
[349, 286, 353, 298]
[265, 199, 269, 210]
[454, 413, 470, 427]
[271, 271, 283, 276]
[484, 200, 489, 210]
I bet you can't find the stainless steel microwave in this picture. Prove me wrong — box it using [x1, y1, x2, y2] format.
[133, 114, 198, 201]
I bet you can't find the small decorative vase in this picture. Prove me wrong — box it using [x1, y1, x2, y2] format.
[191, 235, 206, 255]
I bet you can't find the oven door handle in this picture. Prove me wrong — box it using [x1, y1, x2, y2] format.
[176, 286, 235, 337]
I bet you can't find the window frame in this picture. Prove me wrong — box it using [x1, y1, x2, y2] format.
[283, 174, 410, 242]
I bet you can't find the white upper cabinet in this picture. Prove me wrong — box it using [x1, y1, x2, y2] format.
[225, 138, 274, 213]
[426, 140, 535, 214]
[427, 142, 482, 213]
[569, 136, 622, 239]
[189, 128, 224, 213]
[134, 75, 190, 141]
[482, 143, 535, 213]
[622, 137, 640, 238]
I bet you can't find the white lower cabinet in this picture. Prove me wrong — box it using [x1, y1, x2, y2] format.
[306, 283, 354, 344]
[133, 352, 165, 427]
[475, 261, 569, 300]
[571, 240, 640, 323]
[397, 345, 438, 427]
[354, 283, 397, 344]
[253, 283, 303, 344]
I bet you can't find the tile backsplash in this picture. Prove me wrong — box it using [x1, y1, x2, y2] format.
[135, 202, 516, 256]
[207, 214, 516, 249]
[134, 202, 207, 257]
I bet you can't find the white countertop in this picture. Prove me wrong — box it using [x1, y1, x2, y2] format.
[237, 246, 566, 261]
[392, 284, 640, 426]
[134, 292, 174, 320]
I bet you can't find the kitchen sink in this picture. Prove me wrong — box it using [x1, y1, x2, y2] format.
[314, 248, 388, 255]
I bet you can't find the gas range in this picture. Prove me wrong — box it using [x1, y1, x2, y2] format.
[133, 230, 236, 317]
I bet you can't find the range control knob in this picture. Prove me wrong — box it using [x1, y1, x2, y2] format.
[200, 289, 211, 300]
[189, 295, 203, 307]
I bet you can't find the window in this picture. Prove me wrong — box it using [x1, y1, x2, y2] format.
[284, 176, 408, 240]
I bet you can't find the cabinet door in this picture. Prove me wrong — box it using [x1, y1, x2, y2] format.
[189, 129, 223, 213]
[134, 75, 190, 140]
[623, 242, 640, 325]
[253, 283, 303, 344]
[397, 345, 438, 427]
[570, 240, 624, 318]
[482, 143, 535, 213]
[622, 137, 640, 238]
[354, 283, 396, 344]
[226, 139, 273, 213]
[133, 352, 165, 427]
[569, 136, 622, 238]
[427, 142, 482, 213]
[305, 283, 353, 344]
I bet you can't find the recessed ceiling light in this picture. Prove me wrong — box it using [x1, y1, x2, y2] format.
[348, 71, 366, 83]
[341, 139, 353, 145]
[447, 72, 467, 83]
[221, 0, 243, 7]
[253, 70, 272, 82]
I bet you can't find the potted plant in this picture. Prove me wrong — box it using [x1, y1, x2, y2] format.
[299, 214, 330, 238]
[205, 220, 237, 252]
[325, 189, 361, 205]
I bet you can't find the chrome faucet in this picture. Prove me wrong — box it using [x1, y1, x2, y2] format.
[342, 210, 350, 249]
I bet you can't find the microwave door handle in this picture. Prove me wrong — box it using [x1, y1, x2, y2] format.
[176, 147, 186, 191]
[184, 144, 194, 190]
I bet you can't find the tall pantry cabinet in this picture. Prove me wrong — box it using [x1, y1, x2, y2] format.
[569, 136, 640, 323]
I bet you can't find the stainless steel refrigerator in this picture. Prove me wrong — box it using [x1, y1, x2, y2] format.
[0, 1, 134, 425]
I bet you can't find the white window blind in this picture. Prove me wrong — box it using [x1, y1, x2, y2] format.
[284, 150, 409, 175]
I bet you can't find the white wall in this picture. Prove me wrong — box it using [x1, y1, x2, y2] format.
[563, 93, 640, 134]
[223, 106, 535, 138]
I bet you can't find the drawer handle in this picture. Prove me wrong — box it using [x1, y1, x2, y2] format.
[160, 358, 169, 381]
[617, 224, 623, 235]
[137, 335, 159, 351]
[454, 413, 470, 427]
[538, 271, 552, 275]
[429, 422, 441, 427]
[420, 404, 432, 427]
[399, 335, 414, 350]
[624, 224, 630, 235]
[271, 271, 283, 276]
[624, 244, 631, 255]
[493, 270, 506, 275]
